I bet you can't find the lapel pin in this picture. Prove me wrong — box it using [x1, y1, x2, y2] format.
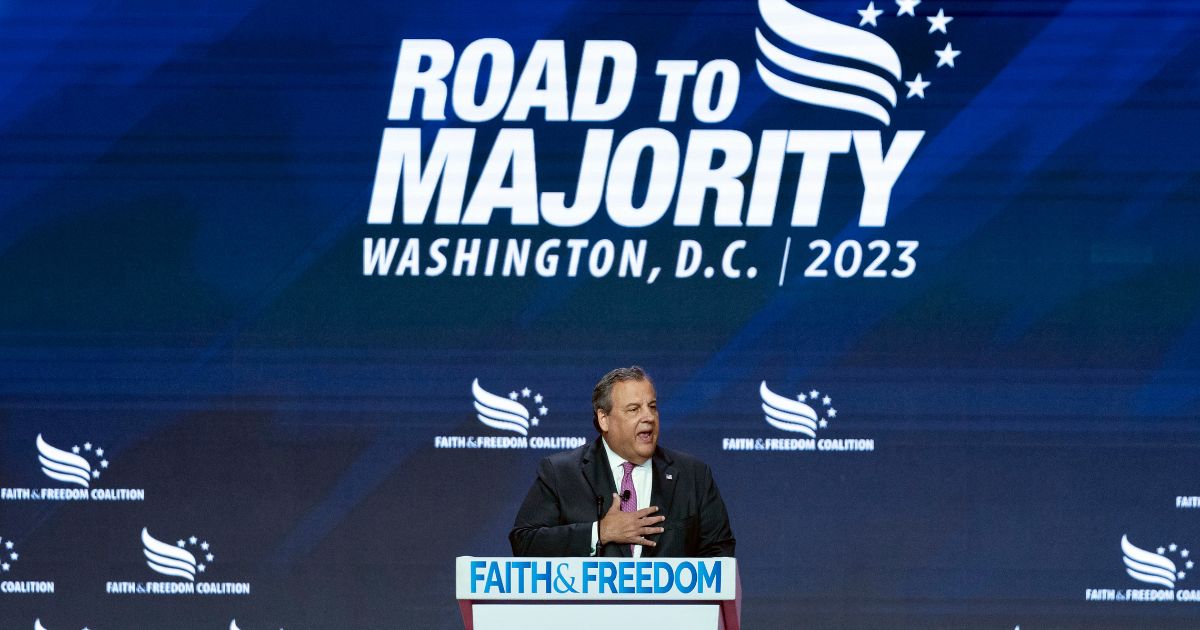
[666, 474, 673, 480]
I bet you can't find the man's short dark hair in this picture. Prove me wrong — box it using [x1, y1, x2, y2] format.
[591, 366, 649, 432]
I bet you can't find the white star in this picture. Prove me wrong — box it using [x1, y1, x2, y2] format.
[1179, 571, 1186, 579]
[72, 445, 80, 454]
[198, 563, 206, 573]
[521, 387, 531, 398]
[1, 563, 8, 571]
[1184, 549, 1191, 558]
[4, 541, 12, 549]
[797, 393, 807, 402]
[828, 408, 838, 418]
[1188, 560, 1195, 569]
[819, 419, 828, 428]
[809, 390, 819, 399]
[1170, 543, 1178, 552]
[9, 552, 17, 560]
[189, 536, 199, 545]
[905, 73, 931, 99]
[201, 541, 210, 551]
[822, 395, 832, 406]
[935, 43, 961, 68]
[858, 1, 884, 27]
[896, 0, 921, 17]
[531, 418, 539, 426]
[534, 394, 543, 404]
[92, 470, 100, 478]
[96, 448, 104, 456]
[1158, 547, 1167, 554]
[927, 8, 953, 33]
[84, 442, 93, 451]
[538, 406, 549, 416]
[101, 460, 109, 468]
[508, 391, 518, 400]
[178, 540, 186, 548]
[207, 553, 215, 562]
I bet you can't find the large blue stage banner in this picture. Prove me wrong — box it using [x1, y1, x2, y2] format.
[2, 0, 1199, 627]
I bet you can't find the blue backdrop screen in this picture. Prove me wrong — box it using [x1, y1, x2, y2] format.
[1, 0, 1199, 628]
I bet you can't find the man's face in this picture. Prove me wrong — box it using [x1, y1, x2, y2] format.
[597, 378, 659, 464]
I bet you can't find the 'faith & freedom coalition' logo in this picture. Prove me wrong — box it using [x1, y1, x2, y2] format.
[1085, 534, 1200, 603]
[1, 534, 55, 595]
[722, 382, 874, 452]
[435, 379, 586, 450]
[105, 528, 249, 597]
[1, 434, 144, 503]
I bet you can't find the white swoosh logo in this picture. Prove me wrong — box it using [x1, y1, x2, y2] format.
[472, 379, 532, 436]
[142, 527, 198, 581]
[1122, 534, 1177, 589]
[760, 381, 819, 438]
[37, 434, 93, 488]
[756, 0, 901, 125]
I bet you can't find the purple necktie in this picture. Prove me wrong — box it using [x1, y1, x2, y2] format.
[620, 461, 637, 556]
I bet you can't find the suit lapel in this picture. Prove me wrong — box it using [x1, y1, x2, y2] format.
[643, 447, 676, 558]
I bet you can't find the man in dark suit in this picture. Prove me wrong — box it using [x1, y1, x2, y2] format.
[510, 366, 735, 557]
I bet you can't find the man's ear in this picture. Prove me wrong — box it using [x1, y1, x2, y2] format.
[596, 410, 610, 433]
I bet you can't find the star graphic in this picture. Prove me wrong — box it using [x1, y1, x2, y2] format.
[531, 418, 539, 426]
[189, 536, 199, 545]
[95, 447, 104, 456]
[9, 552, 17, 560]
[521, 387, 531, 398]
[1170, 543, 1178, 552]
[828, 408, 838, 418]
[92, 470, 100, 478]
[809, 390, 819, 399]
[508, 391, 518, 400]
[201, 542, 210, 551]
[207, 553, 215, 562]
[895, 0, 921, 17]
[905, 73, 931, 99]
[538, 406, 549, 416]
[198, 563, 206, 573]
[1179, 571, 1186, 579]
[935, 43, 961, 68]
[4, 541, 12, 549]
[1, 563, 8, 571]
[797, 393, 807, 402]
[84, 442, 93, 451]
[822, 396, 832, 406]
[1158, 547, 1166, 554]
[178, 540, 186, 548]
[101, 460, 109, 468]
[72, 445, 81, 454]
[534, 394, 543, 404]
[1183, 549, 1191, 558]
[858, 1, 884, 27]
[819, 419, 828, 428]
[1188, 561, 1195, 569]
[927, 8, 953, 34]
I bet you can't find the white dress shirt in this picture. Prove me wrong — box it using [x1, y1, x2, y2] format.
[591, 437, 653, 557]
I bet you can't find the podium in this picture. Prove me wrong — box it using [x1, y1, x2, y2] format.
[455, 557, 740, 630]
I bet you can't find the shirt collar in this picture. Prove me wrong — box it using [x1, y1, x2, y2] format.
[600, 436, 651, 472]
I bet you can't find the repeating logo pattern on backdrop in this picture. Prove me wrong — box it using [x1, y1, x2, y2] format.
[1085, 535, 1200, 603]
[105, 528, 249, 596]
[0, 534, 55, 595]
[1, 434, 145, 503]
[723, 382, 874, 452]
[433, 379, 587, 450]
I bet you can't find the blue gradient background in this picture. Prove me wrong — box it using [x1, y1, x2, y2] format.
[1, 0, 1199, 627]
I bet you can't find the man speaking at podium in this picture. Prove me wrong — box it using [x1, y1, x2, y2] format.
[510, 366, 735, 558]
